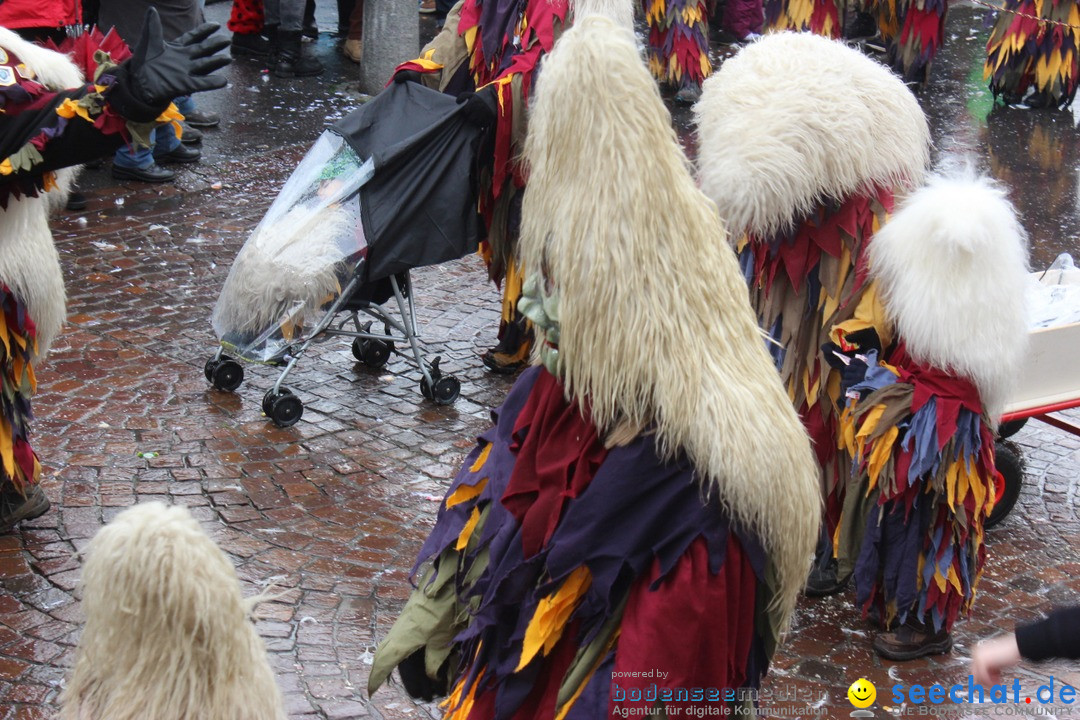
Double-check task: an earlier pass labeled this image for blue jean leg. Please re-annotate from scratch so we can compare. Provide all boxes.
[113,97,190,168]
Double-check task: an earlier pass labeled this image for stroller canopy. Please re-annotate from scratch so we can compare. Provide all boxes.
[333,81,486,283]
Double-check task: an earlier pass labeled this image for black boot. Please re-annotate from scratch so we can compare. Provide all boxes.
[272,29,324,77]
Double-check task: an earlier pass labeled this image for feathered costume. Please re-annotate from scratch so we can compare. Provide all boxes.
[0,27,162,508]
[369,18,820,717]
[880,0,947,85]
[644,0,711,94]
[834,175,1029,634]
[393,0,633,370]
[984,0,1080,108]
[764,0,844,37]
[694,31,928,549]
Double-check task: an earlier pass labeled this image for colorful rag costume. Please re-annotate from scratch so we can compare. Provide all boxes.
[880,0,947,84]
[834,175,1029,632]
[0,22,192,512]
[394,0,634,370]
[0,28,138,502]
[643,0,711,94]
[694,32,928,552]
[985,0,1080,108]
[370,17,820,717]
[764,0,844,36]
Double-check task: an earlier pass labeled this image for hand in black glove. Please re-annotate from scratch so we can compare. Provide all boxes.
[393,69,423,85]
[109,8,231,122]
[455,84,498,126]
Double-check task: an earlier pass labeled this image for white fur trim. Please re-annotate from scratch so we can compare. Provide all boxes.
[212,204,354,337]
[0,29,86,360]
[521,17,820,625]
[0,196,66,357]
[0,27,84,89]
[59,503,287,720]
[693,32,930,238]
[870,174,1029,421]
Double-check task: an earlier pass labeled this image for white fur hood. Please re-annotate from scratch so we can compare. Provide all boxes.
[693,32,930,239]
[869,174,1029,421]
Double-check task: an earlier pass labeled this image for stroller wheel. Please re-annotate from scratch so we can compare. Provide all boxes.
[204,357,218,383]
[431,376,461,405]
[987,439,1024,529]
[264,388,303,428]
[353,338,394,368]
[211,357,245,392]
[262,387,294,416]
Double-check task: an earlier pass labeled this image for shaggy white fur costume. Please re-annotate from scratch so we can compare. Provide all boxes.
[869,174,1029,421]
[60,502,287,720]
[520,16,820,624]
[211,201,354,338]
[0,28,83,358]
[693,32,929,239]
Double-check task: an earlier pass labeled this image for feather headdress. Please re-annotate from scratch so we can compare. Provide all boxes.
[519,16,820,623]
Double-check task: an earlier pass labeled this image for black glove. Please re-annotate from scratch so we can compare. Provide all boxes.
[393,69,423,85]
[455,85,498,126]
[108,8,231,122]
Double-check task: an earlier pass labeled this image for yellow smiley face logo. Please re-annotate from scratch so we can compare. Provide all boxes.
[848,678,876,708]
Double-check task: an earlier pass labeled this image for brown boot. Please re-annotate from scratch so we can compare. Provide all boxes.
[0,485,50,533]
[873,618,952,661]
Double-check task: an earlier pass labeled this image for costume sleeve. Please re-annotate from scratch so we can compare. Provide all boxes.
[0,85,127,179]
[1016,607,1080,661]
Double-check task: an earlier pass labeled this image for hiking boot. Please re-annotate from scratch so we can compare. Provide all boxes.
[343,38,362,63]
[804,557,850,597]
[482,349,525,375]
[0,485,50,533]
[271,29,324,77]
[873,619,952,661]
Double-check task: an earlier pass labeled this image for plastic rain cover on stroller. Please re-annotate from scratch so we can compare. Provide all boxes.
[206,81,486,423]
[212,131,372,363]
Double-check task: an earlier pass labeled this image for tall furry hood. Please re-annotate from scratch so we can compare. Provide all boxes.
[869,174,1029,421]
[693,32,930,238]
[60,502,287,720]
[520,17,820,624]
[0,29,84,358]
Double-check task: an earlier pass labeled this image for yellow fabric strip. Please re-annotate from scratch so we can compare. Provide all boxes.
[516,566,592,671]
[455,507,482,551]
[446,477,489,509]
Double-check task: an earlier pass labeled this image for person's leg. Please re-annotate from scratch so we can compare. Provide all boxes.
[113,138,176,183]
[343,0,362,62]
[271,0,324,77]
[153,119,202,165]
[230,0,272,57]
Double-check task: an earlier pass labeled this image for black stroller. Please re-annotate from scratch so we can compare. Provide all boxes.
[204,81,485,427]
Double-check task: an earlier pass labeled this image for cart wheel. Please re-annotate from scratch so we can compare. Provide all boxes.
[352,338,394,368]
[998,417,1028,440]
[432,376,461,405]
[211,357,244,392]
[262,387,294,416]
[265,388,303,428]
[987,440,1024,529]
[204,357,218,383]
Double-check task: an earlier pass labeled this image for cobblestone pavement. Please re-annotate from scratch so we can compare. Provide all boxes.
[0,8,1078,720]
